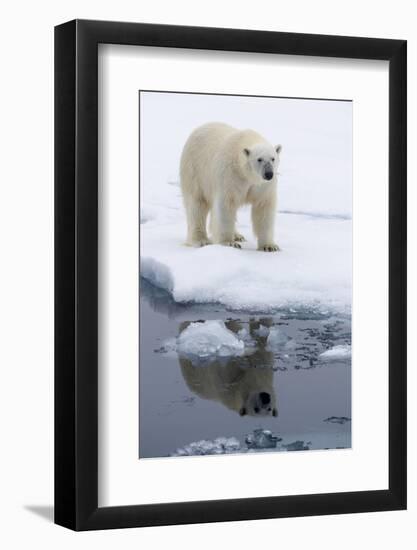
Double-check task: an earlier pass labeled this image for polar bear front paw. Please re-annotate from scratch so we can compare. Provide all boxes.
[189,238,212,247]
[234,232,246,242]
[223,241,242,249]
[259,243,280,252]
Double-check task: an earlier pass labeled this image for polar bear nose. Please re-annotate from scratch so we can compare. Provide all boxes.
[263,163,274,180]
[259,392,271,405]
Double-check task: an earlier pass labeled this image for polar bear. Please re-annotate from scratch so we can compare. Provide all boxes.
[178,319,278,417]
[180,122,282,251]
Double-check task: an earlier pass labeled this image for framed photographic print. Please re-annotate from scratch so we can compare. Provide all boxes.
[55,20,407,530]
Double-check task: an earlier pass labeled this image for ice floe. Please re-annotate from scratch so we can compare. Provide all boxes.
[319,344,351,361]
[173,320,245,359]
[140,210,352,314]
[265,327,292,350]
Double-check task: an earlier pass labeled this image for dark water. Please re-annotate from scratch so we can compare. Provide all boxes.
[139,277,351,459]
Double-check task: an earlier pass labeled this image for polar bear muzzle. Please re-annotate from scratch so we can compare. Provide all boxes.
[263,162,274,181]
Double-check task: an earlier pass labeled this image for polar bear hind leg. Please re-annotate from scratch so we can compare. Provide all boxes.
[211,197,242,248]
[209,213,244,245]
[183,195,212,247]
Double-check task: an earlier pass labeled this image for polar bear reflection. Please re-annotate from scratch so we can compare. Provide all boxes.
[178,319,278,417]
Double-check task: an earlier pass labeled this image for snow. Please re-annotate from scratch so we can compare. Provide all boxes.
[319,345,352,360]
[140,211,352,313]
[140,92,352,313]
[176,320,245,359]
[140,205,158,224]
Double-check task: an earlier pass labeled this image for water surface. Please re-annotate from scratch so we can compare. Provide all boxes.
[139,277,351,459]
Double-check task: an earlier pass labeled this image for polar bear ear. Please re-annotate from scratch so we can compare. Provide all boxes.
[243,148,250,157]
[272,407,278,417]
[275,144,282,155]
[239,407,247,416]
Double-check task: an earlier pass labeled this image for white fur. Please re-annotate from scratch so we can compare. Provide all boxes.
[180,123,282,251]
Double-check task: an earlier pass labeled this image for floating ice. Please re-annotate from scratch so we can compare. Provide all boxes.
[154,337,177,355]
[245,429,281,449]
[169,430,316,457]
[177,320,245,359]
[237,327,256,348]
[254,325,270,337]
[171,436,241,457]
[282,440,310,451]
[237,328,249,339]
[319,345,351,361]
[265,327,291,350]
[324,416,351,424]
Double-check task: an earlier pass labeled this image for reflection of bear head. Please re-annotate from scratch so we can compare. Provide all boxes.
[239,389,277,417]
[178,319,278,418]
[243,143,282,183]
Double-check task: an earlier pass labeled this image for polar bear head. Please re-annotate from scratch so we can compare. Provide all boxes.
[243,143,282,183]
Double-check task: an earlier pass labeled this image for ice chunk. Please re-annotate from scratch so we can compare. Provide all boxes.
[154,337,177,355]
[254,324,270,337]
[237,327,249,340]
[319,344,351,360]
[177,320,245,359]
[215,436,241,453]
[323,416,351,424]
[245,429,281,449]
[237,327,256,348]
[282,440,310,451]
[266,327,291,350]
[171,436,241,456]
[141,257,174,295]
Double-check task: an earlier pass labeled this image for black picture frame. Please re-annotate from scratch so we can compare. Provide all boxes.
[55,19,407,531]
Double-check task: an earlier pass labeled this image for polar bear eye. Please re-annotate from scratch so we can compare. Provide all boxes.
[257,158,263,163]
[271,157,275,162]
